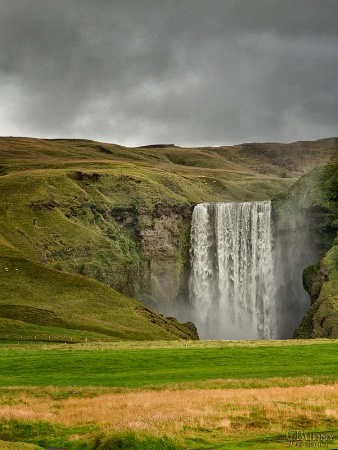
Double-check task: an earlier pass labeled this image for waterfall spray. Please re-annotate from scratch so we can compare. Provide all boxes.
[189,201,277,340]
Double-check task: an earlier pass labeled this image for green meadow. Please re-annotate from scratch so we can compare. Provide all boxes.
[0,340,337,388]
[0,340,337,450]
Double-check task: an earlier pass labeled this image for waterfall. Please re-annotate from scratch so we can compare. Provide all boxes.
[189,201,277,340]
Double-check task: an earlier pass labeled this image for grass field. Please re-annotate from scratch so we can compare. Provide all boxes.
[0,339,337,449]
[1,340,338,388]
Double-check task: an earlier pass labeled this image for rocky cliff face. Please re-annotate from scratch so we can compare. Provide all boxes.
[295,242,338,338]
[110,202,193,313]
[137,206,192,311]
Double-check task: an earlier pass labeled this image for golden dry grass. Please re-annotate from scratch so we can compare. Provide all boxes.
[1,384,337,440]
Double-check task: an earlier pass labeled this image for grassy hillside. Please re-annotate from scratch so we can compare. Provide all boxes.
[0,136,337,340]
[0,249,196,342]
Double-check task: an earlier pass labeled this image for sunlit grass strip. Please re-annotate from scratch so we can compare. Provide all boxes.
[0,341,337,388]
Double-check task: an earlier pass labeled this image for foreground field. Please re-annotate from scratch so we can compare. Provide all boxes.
[0,339,338,388]
[0,339,338,449]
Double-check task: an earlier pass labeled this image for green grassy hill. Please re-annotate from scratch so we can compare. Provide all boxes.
[0,248,196,342]
[0,137,337,341]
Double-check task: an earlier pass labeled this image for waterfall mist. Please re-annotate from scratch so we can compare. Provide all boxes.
[189,201,277,340]
[272,179,322,338]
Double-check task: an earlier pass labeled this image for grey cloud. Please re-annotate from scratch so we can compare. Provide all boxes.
[0,0,337,145]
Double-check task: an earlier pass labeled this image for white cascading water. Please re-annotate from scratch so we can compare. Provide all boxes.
[189,201,277,340]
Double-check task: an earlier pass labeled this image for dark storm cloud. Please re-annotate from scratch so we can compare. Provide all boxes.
[0,0,337,146]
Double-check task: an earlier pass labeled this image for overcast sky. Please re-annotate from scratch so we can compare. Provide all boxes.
[0,0,337,147]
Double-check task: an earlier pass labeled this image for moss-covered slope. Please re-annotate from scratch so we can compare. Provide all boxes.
[0,242,199,341]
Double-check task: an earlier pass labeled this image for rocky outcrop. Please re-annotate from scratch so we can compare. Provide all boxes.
[108,202,193,311]
[295,239,338,338]
[137,205,192,311]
